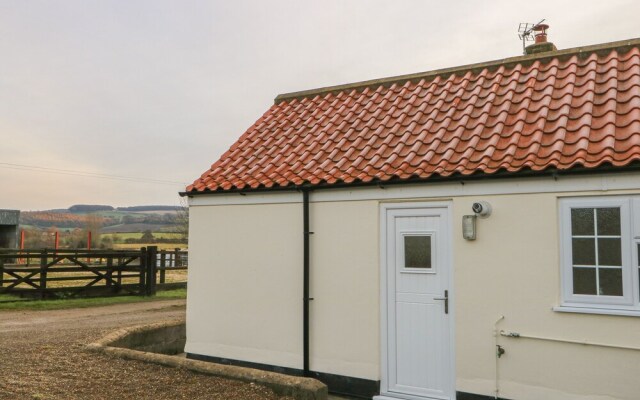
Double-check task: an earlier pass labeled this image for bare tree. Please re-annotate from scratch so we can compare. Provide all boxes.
[176,197,189,242]
[83,214,104,248]
[141,230,155,243]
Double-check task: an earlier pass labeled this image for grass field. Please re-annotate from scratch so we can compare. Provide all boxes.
[101,232,185,240]
[112,243,187,250]
[0,288,186,311]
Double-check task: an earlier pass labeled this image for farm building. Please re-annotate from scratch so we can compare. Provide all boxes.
[182,35,640,400]
[0,209,20,248]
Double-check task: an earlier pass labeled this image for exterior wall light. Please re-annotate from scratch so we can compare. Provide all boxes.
[462,215,477,240]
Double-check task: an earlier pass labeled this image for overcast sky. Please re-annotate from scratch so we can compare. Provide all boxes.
[1,0,638,210]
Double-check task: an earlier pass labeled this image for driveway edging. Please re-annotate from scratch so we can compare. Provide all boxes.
[86,320,328,400]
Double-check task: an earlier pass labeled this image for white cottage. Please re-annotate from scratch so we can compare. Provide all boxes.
[182,36,640,400]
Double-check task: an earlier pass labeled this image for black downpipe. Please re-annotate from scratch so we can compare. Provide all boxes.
[302,189,312,376]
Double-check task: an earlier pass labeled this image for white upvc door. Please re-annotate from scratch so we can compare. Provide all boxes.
[377,203,455,400]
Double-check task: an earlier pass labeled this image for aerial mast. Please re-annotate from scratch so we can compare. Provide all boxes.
[517,19,546,55]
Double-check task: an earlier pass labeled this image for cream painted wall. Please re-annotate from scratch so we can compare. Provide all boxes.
[185,202,303,369]
[185,198,382,380]
[452,191,640,400]
[186,181,640,399]
[309,200,380,379]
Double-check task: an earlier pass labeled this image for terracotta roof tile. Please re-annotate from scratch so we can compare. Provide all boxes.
[188,39,640,193]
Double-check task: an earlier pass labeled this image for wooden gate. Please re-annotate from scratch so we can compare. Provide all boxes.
[0,247,160,298]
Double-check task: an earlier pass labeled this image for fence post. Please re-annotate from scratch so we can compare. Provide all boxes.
[106,256,113,291]
[139,247,147,296]
[146,246,158,296]
[0,255,4,287]
[40,249,48,299]
[159,250,166,284]
[174,248,181,267]
[117,255,123,286]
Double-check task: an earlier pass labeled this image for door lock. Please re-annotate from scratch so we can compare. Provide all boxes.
[434,290,449,314]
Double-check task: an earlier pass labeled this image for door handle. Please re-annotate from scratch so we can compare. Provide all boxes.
[434,290,449,314]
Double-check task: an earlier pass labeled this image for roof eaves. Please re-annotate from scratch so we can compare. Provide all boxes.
[274,37,640,104]
[181,162,640,197]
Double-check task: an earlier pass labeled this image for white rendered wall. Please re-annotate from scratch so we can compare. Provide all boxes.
[186,175,640,399]
[185,202,303,369]
[308,200,380,379]
[185,198,381,379]
[452,191,640,400]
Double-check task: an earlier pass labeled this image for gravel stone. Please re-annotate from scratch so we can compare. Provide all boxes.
[0,300,295,400]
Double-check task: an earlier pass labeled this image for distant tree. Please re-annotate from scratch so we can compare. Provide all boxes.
[116,205,180,212]
[141,230,155,243]
[122,215,137,224]
[100,235,113,249]
[82,214,103,248]
[23,228,47,248]
[141,214,163,224]
[162,213,176,224]
[111,233,121,244]
[69,228,87,248]
[69,204,114,213]
[19,211,116,229]
[46,226,59,248]
[176,198,189,241]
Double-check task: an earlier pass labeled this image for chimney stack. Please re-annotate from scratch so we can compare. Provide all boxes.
[525,23,557,55]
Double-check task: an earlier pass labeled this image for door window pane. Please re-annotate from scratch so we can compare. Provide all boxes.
[404,235,432,269]
[598,268,623,296]
[596,208,621,235]
[573,267,597,295]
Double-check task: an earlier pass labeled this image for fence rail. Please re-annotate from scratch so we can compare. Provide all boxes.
[0,247,187,299]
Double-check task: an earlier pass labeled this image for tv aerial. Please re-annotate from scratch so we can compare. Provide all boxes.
[518,19,546,54]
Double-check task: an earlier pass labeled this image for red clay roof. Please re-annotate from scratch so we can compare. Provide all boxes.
[188,39,640,193]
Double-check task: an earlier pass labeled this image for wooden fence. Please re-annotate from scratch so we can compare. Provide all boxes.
[0,247,187,299]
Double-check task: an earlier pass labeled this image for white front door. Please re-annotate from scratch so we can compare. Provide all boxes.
[378,203,454,400]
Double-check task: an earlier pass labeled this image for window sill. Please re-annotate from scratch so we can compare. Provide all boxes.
[554,305,640,317]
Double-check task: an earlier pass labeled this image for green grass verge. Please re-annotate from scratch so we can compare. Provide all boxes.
[102,232,184,240]
[113,243,187,250]
[0,294,24,302]
[0,288,186,311]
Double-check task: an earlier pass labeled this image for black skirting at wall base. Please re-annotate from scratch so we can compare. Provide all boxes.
[186,353,304,376]
[457,391,512,400]
[186,353,509,400]
[186,353,379,399]
[307,370,379,399]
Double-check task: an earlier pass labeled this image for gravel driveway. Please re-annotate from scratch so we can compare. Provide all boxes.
[0,299,295,400]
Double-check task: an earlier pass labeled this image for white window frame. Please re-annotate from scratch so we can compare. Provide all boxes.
[558,196,637,313]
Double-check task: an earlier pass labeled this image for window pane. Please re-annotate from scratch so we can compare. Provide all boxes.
[571,208,594,235]
[596,208,621,236]
[598,238,622,266]
[599,268,623,296]
[572,238,596,265]
[573,267,597,295]
[404,236,431,269]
